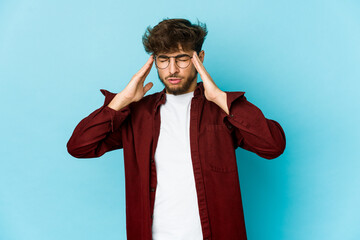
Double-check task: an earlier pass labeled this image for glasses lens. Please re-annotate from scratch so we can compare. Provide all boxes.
[155,55,191,69]
[156,57,169,69]
[176,56,191,68]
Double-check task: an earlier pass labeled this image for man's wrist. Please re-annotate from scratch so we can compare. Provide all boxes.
[211,90,229,115]
[108,93,132,111]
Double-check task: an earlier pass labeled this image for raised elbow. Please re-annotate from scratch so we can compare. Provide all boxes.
[66,140,81,158]
[66,139,91,159]
[263,134,286,160]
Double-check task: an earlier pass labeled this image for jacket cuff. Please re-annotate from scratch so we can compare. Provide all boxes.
[221,91,246,123]
[99,89,131,132]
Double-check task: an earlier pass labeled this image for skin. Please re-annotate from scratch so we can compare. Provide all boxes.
[155,47,200,95]
[107,48,229,115]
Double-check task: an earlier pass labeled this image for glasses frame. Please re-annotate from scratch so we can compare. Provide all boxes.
[154,54,193,69]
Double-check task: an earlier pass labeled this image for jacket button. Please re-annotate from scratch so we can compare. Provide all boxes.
[151,188,155,192]
[230,114,234,117]
[151,159,154,163]
[227,125,233,129]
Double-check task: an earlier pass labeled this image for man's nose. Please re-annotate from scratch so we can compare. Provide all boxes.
[168,58,179,75]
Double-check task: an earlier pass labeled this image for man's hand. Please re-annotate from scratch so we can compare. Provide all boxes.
[191,51,229,115]
[108,55,154,111]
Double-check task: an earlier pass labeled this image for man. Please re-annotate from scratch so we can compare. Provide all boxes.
[67,18,286,240]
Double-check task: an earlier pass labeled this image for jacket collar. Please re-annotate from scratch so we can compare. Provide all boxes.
[154,81,204,109]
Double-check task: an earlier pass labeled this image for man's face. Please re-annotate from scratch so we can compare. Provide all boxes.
[155,47,204,95]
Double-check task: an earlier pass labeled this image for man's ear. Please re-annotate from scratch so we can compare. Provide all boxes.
[199,50,205,63]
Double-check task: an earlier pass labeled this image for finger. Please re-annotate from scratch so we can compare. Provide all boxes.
[140,56,154,75]
[132,57,153,85]
[191,54,200,72]
[192,51,215,85]
[140,61,153,83]
[137,55,154,77]
[192,51,209,79]
[192,51,206,74]
[143,82,153,94]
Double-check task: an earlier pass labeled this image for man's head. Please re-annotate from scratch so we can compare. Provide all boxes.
[142,18,208,95]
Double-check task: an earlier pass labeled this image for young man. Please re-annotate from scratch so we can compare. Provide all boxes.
[67,18,286,240]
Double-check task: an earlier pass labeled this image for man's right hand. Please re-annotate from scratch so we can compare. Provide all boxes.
[108,55,154,111]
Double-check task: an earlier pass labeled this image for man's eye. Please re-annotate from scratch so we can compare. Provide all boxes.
[158,58,168,62]
[177,57,189,61]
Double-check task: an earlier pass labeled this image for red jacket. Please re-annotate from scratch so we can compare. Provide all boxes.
[67,82,286,240]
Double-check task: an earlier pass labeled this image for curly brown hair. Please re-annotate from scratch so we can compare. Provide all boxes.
[142,18,208,55]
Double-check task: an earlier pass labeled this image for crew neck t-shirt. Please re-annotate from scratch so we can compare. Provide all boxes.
[152,91,203,240]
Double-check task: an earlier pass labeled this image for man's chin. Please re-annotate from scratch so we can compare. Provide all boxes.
[166,86,185,95]
[160,74,197,95]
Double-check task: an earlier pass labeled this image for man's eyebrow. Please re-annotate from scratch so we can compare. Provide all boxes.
[175,54,190,58]
[157,54,190,58]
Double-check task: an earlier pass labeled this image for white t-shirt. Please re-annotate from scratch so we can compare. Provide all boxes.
[152,91,203,240]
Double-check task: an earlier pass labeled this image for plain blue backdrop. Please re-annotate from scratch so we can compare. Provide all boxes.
[1,0,359,239]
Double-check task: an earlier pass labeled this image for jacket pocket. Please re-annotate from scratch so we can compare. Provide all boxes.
[204,124,237,173]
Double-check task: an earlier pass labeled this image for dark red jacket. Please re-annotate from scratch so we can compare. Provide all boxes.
[67,82,286,240]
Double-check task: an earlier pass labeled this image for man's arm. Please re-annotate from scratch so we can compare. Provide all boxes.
[67,55,155,158]
[66,90,129,158]
[191,51,286,159]
[223,92,286,159]
[201,88,286,159]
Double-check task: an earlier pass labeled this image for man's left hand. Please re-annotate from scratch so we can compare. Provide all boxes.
[191,51,229,115]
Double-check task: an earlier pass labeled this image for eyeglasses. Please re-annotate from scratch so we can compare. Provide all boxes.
[154,54,193,69]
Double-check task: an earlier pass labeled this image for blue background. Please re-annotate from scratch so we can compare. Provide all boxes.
[1,0,359,239]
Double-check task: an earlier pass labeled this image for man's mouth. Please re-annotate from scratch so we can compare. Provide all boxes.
[168,78,182,84]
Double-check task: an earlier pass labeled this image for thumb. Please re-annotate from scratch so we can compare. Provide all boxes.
[143,82,153,94]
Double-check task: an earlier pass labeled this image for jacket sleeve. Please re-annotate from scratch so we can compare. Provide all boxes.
[222,92,286,159]
[66,89,130,158]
